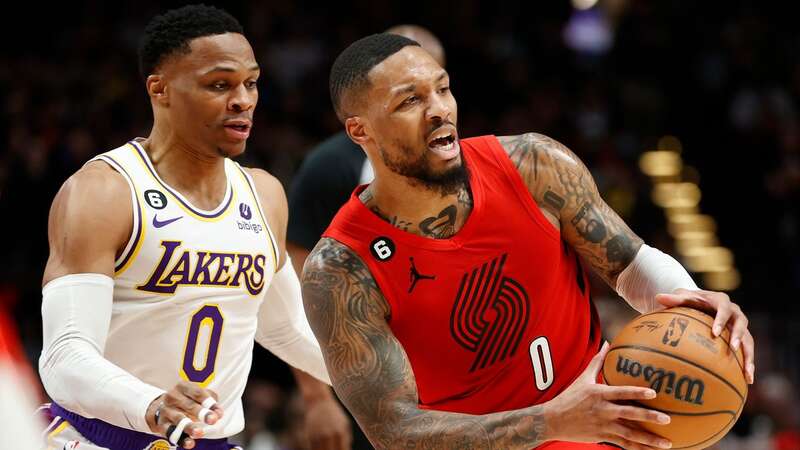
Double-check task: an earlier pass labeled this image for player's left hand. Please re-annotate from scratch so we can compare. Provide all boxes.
[656,288,755,384]
[303,395,352,450]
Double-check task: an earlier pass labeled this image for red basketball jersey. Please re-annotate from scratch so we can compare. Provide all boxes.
[324,135,606,449]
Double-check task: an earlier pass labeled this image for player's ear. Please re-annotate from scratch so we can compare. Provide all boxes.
[345,116,370,146]
[146,74,168,106]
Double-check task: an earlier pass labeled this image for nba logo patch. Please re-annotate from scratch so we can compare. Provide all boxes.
[239,202,252,220]
[147,439,172,450]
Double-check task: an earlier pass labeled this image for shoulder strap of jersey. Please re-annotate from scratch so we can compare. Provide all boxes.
[229,161,280,273]
[88,142,145,274]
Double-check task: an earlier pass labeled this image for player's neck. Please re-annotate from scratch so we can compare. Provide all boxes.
[140,130,228,211]
[361,176,473,240]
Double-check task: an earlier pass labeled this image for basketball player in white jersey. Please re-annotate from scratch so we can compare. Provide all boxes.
[38,5,343,450]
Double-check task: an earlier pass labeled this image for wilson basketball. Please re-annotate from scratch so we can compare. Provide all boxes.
[602,306,747,450]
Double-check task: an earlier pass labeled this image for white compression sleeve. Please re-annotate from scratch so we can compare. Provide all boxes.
[615,244,699,313]
[39,274,164,432]
[255,256,331,385]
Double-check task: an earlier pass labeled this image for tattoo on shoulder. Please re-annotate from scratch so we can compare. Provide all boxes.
[543,189,565,211]
[499,132,643,284]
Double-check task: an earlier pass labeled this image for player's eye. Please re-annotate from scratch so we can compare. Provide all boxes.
[245,80,258,89]
[211,81,228,90]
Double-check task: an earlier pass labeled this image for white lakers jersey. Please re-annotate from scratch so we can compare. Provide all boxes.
[91,140,278,438]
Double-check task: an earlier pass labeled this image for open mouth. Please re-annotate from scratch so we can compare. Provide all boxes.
[428,134,456,150]
[427,128,459,160]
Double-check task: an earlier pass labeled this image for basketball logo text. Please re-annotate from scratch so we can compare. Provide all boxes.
[615,355,705,405]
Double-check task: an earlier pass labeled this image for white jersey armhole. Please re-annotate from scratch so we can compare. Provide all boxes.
[90,154,142,274]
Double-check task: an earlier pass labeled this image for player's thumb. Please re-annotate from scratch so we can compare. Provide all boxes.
[655,293,684,307]
[583,341,610,382]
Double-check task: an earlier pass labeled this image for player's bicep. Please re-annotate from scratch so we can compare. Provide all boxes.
[501,133,643,286]
[301,238,419,436]
[43,163,132,283]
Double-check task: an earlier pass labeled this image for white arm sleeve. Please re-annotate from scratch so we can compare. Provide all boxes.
[38,274,164,432]
[255,256,331,385]
[615,244,700,314]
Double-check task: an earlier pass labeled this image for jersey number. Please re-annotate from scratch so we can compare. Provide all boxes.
[529,336,554,390]
[180,304,224,386]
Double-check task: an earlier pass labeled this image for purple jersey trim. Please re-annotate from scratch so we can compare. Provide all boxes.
[129,141,233,219]
[96,154,144,273]
[49,403,239,450]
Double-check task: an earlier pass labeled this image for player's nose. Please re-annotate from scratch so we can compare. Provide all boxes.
[425,92,451,123]
[228,84,256,112]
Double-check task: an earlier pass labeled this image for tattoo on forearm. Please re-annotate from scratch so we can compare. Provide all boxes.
[570,202,607,243]
[301,238,548,449]
[498,132,644,284]
[605,234,637,265]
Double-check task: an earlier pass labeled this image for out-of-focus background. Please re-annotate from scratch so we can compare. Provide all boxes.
[1,1,798,449]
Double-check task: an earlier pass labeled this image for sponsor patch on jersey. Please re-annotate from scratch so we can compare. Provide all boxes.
[239,202,252,219]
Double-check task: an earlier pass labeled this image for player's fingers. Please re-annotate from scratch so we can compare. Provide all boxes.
[176,383,223,422]
[163,390,211,428]
[742,332,756,384]
[342,427,353,450]
[612,404,670,425]
[607,423,672,449]
[599,384,657,402]
[711,300,733,337]
[654,293,713,314]
[602,435,665,450]
[160,405,204,444]
[583,341,610,381]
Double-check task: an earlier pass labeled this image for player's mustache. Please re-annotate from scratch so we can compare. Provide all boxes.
[426,121,457,138]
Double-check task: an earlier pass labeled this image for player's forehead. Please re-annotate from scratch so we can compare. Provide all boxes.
[368,46,446,95]
[172,32,258,74]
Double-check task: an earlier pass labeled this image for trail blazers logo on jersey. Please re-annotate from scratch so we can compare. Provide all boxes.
[450,254,530,372]
[138,240,267,295]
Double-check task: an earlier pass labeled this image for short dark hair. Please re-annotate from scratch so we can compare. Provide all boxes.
[329,33,420,122]
[138,4,244,79]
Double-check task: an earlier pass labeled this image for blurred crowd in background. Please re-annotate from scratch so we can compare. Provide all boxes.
[1,0,798,449]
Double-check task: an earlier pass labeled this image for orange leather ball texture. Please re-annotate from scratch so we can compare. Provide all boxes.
[602,307,747,450]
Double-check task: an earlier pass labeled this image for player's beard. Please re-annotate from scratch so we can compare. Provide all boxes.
[379,142,468,196]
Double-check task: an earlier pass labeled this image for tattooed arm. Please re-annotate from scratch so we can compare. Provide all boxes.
[499,133,756,383]
[302,238,670,450]
[498,133,643,287]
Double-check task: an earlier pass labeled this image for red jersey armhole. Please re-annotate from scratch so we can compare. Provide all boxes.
[481,135,561,243]
[319,233,402,324]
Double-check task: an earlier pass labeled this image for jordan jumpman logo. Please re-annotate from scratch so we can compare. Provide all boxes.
[408,257,436,293]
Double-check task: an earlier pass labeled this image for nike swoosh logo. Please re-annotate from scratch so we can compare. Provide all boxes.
[152,215,183,228]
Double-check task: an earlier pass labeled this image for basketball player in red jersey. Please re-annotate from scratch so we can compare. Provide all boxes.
[301,34,755,450]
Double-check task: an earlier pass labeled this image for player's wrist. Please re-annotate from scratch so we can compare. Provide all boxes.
[145,394,166,432]
[537,399,564,443]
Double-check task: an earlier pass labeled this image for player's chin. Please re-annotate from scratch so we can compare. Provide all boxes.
[217,141,247,158]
